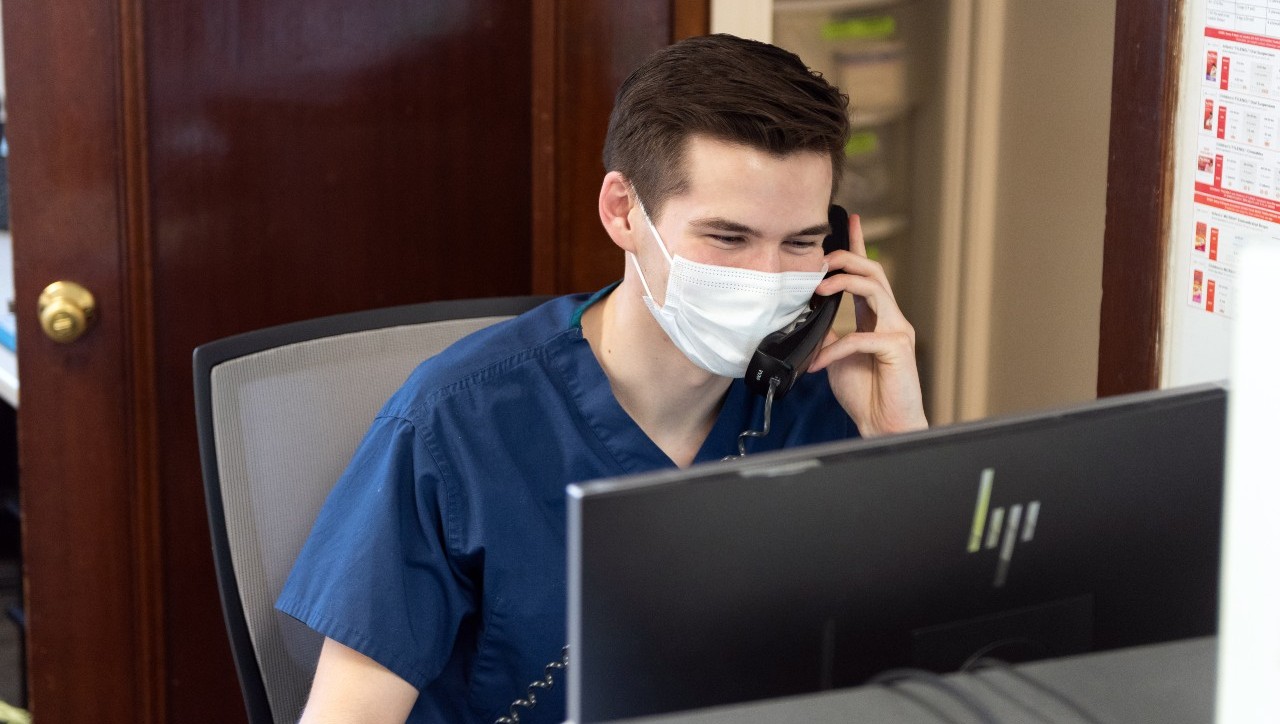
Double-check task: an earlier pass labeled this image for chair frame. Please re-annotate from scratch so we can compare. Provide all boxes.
[193,295,552,723]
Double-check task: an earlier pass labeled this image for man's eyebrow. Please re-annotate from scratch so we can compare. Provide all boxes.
[689,217,831,237]
[792,223,832,237]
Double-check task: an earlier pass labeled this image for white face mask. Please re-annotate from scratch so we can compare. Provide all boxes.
[629,200,827,378]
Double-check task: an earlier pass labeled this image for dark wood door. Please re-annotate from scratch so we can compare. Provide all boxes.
[2,0,703,721]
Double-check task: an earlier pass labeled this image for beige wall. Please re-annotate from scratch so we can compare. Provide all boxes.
[981,0,1115,417]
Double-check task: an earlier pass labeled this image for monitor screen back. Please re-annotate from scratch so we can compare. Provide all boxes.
[568,385,1226,722]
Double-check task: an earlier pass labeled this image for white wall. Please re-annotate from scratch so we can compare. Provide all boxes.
[710,0,771,41]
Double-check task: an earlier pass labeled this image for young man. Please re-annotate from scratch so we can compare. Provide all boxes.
[280,34,927,724]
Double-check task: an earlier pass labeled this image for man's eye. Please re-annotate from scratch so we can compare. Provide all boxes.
[710,234,746,244]
[786,240,820,250]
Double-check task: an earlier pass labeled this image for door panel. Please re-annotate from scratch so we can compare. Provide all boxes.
[532,0,709,294]
[5,0,159,718]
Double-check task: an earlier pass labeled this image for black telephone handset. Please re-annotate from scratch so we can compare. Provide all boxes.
[744,204,850,400]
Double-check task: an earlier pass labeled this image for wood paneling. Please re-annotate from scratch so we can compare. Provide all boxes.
[145,2,534,720]
[533,0,708,295]
[673,0,711,41]
[1097,0,1182,396]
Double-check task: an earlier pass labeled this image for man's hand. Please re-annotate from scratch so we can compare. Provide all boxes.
[808,213,929,437]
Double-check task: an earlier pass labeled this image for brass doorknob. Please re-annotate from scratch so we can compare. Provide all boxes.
[38,281,97,343]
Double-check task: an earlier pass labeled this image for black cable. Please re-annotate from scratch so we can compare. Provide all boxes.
[723,377,780,460]
[494,647,569,724]
[869,668,1002,724]
[969,657,1106,724]
[961,667,1058,724]
[959,638,1051,673]
[870,681,973,724]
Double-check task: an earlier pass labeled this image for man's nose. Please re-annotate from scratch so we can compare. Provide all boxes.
[749,248,783,273]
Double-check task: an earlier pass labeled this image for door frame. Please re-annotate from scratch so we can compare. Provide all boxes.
[1097,0,1183,396]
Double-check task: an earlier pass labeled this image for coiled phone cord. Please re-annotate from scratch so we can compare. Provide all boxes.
[723,376,781,461]
[493,380,778,722]
[494,646,570,724]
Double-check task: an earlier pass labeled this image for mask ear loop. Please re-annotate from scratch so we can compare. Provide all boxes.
[636,197,675,265]
[629,196,674,306]
[722,376,780,461]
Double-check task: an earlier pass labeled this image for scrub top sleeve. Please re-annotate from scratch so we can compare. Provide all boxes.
[276,414,475,689]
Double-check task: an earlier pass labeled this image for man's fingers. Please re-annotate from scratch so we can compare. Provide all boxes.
[819,251,894,300]
[809,329,917,372]
[815,275,912,337]
[849,213,867,258]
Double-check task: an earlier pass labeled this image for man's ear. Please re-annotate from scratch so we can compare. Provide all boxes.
[598,171,639,252]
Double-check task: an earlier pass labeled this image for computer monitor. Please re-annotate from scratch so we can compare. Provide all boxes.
[567,383,1227,723]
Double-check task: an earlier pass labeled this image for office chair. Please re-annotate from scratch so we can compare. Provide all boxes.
[194,296,553,724]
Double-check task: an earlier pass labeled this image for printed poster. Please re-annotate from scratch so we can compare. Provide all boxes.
[1192,1,1280,317]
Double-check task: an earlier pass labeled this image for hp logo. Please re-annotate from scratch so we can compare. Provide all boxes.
[967,467,1041,587]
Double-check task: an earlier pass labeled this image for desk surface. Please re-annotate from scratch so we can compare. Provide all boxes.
[603,637,1215,724]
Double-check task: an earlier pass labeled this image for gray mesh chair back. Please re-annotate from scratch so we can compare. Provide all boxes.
[194,296,552,724]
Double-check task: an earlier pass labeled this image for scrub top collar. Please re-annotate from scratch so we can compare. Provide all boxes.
[558,282,757,472]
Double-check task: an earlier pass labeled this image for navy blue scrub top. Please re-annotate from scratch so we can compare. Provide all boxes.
[277,286,858,723]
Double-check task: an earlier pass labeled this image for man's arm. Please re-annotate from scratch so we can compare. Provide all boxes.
[299,637,419,724]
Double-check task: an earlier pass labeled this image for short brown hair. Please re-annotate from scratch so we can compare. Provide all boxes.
[602,34,850,219]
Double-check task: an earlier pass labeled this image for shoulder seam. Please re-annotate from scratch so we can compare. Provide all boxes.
[401,327,576,417]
